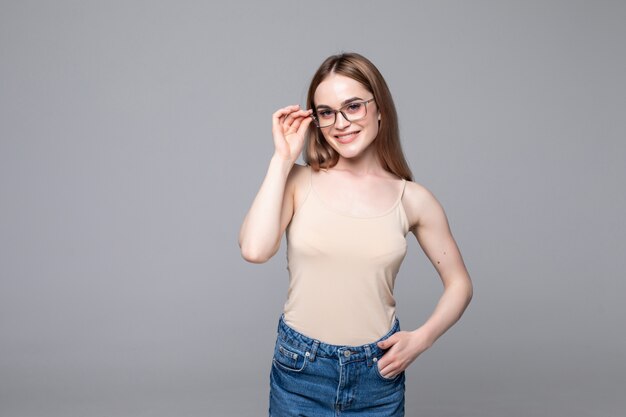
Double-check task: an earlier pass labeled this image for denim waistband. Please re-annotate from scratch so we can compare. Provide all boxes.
[277,314,400,366]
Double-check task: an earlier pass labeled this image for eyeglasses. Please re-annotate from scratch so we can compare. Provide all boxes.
[311,98,375,128]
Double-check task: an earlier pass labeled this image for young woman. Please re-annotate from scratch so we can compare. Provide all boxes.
[239,52,473,417]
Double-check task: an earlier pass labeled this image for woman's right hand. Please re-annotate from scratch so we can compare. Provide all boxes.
[272,105,314,164]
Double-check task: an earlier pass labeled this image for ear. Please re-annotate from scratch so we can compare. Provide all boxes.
[377,111,381,121]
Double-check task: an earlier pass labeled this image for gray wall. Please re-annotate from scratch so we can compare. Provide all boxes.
[1,1,625,416]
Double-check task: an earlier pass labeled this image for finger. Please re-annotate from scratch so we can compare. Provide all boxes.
[283,110,312,130]
[377,335,397,350]
[296,113,314,135]
[377,360,396,378]
[272,105,300,119]
[289,111,313,131]
[273,105,301,125]
[380,362,400,378]
[273,106,301,136]
[293,109,312,117]
[282,111,299,127]
[283,108,310,121]
[376,349,394,369]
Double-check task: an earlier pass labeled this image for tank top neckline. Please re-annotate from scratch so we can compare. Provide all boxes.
[308,165,407,220]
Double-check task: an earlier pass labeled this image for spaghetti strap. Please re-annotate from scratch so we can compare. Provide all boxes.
[291,165,313,220]
[307,165,313,197]
[400,178,407,199]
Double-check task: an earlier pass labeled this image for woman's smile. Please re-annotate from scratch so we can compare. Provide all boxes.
[334,130,361,144]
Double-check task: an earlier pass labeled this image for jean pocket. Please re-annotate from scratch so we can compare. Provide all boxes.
[272,340,309,373]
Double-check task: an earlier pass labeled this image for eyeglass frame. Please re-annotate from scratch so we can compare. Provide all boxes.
[310,98,376,128]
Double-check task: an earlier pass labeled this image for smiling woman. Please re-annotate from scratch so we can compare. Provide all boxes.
[238,52,473,417]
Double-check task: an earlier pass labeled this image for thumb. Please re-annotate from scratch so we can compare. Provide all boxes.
[377,334,397,349]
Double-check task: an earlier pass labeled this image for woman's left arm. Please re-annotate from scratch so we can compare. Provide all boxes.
[376,183,473,379]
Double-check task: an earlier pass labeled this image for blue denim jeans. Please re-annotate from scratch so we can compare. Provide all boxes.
[269,315,405,416]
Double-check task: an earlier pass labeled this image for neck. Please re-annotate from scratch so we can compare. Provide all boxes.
[332,146,384,176]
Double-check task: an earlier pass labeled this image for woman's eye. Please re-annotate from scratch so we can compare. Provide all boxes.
[345,103,363,113]
[318,110,334,118]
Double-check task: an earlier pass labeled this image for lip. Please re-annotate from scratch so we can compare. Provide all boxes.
[334,130,360,144]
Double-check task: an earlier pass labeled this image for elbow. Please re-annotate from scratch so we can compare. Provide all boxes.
[448,275,473,305]
[241,249,270,264]
[239,242,276,264]
[465,278,474,304]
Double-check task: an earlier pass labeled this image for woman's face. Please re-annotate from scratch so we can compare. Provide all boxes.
[313,74,380,160]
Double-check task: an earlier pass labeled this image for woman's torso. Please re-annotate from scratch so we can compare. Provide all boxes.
[282,165,411,346]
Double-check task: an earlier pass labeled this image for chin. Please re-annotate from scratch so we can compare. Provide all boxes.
[334,146,366,159]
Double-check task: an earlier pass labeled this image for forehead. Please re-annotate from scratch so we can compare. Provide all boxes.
[314,74,370,106]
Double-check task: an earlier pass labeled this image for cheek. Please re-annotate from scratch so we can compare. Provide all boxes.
[366,120,380,140]
[321,131,333,144]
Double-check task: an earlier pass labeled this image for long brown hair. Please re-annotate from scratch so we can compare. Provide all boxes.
[303,52,413,181]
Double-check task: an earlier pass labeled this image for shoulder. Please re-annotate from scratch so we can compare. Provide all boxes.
[402,180,445,232]
[288,163,311,186]
[287,163,312,202]
[278,164,312,231]
[291,163,311,175]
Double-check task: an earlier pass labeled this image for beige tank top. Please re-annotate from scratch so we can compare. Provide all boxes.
[283,166,410,345]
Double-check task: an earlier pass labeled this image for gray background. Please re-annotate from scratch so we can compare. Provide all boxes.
[1,1,625,416]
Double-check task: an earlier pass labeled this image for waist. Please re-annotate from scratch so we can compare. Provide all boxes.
[277,314,400,362]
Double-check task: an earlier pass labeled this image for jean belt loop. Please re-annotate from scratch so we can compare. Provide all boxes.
[308,340,319,362]
[364,345,373,367]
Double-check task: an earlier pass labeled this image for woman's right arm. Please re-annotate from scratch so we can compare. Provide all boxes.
[238,105,313,263]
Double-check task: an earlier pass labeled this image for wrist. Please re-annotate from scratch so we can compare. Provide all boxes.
[270,153,295,174]
[411,326,436,349]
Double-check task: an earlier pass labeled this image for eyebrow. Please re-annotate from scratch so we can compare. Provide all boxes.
[315,97,364,110]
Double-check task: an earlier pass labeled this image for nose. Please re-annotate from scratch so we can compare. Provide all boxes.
[334,111,350,129]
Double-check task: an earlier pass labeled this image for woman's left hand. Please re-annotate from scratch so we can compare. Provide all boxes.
[376,328,433,378]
